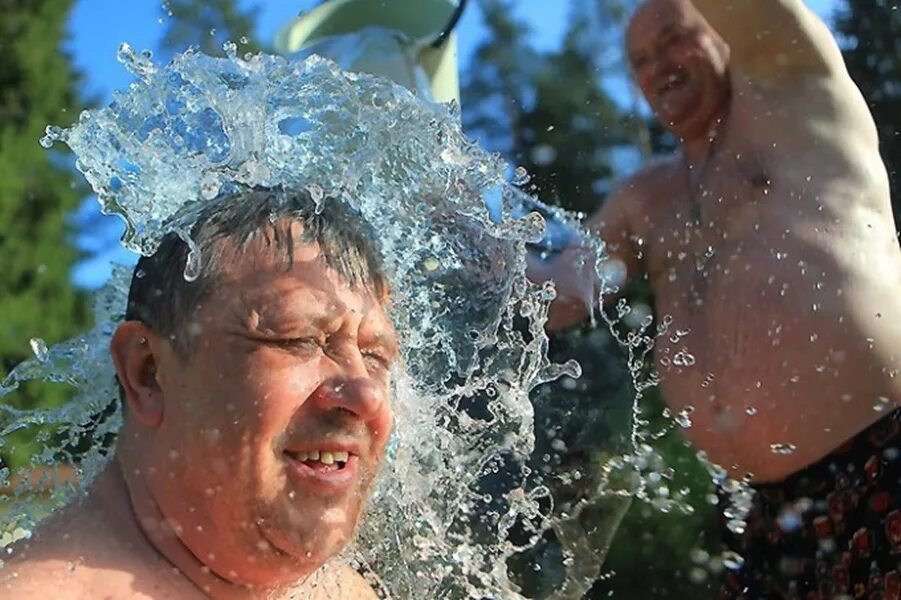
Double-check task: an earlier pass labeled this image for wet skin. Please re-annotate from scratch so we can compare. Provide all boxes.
[533,0,901,483]
[3,223,396,599]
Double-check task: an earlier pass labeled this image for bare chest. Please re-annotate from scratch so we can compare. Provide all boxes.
[641,149,782,291]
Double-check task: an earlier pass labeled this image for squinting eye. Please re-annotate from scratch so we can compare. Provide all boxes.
[268,338,322,354]
[362,351,391,372]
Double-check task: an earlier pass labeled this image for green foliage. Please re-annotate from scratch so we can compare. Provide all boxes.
[463,0,634,215]
[0,0,89,468]
[592,387,721,599]
[159,0,266,58]
[834,0,901,231]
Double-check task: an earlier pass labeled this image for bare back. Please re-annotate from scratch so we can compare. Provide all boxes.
[609,66,901,481]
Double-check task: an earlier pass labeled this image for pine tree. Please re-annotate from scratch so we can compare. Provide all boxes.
[835,0,901,230]
[158,0,266,58]
[0,0,89,466]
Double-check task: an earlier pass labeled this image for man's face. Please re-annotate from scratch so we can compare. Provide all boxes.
[146,225,396,586]
[626,0,730,141]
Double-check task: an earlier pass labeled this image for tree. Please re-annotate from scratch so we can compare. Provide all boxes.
[834,0,901,231]
[0,0,89,467]
[464,0,631,215]
[158,0,266,58]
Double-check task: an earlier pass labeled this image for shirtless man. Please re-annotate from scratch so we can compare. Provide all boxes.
[531,0,901,595]
[2,188,396,599]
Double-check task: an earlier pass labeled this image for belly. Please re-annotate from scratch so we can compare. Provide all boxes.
[648,225,901,482]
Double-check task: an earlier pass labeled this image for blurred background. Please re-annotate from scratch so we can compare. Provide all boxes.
[1,0,898,597]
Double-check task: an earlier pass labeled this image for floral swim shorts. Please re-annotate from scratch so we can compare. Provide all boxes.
[718,407,900,600]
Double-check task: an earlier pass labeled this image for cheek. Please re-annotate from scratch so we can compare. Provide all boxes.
[635,68,656,96]
[228,355,323,422]
[369,404,394,454]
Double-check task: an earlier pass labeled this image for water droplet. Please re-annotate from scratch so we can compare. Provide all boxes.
[513,166,530,186]
[721,551,745,570]
[672,349,696,367]
[29,338,49,362]
[184,248,202,282]
[745,406,757,416]
[307,183,324,205]
[422,257,440,272]
[674,409,693,429]
[726,518,746,535]
[770,443,797,455]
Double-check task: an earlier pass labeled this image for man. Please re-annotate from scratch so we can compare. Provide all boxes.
[531,0,901,595]
[2,188,397,599]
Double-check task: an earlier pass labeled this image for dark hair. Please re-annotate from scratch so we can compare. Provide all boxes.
[125,186,387,356]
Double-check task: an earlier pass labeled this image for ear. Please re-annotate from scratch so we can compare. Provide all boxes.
[110,321,166,428]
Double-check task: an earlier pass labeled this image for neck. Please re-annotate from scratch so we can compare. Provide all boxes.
[680,114,725,161]
[111,452,328,600]
[110,453,256,599]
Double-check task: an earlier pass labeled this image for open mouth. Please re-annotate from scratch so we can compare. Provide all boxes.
[656,71,688,97]
[284,449,351,472]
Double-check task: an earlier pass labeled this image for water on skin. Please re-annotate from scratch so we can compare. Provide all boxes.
[2,46,603,599]
[2,45,735,597]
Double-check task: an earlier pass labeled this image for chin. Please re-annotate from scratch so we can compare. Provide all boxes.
[262,508,358,568]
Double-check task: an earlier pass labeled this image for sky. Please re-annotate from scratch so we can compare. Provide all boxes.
[64,0,840,288]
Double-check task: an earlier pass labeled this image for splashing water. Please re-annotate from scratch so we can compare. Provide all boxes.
[1,46,650,598]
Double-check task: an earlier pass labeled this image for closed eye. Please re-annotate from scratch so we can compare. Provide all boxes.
[361,350,392,372]
[263,337,323,355]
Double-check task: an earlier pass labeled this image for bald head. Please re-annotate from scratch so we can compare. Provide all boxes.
[625,0,730,142]
[627,0,700,41]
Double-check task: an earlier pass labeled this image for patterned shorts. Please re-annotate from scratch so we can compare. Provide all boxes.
[718,407,900,600]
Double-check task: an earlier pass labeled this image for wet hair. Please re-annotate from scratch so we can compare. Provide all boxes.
[125,186,388,357]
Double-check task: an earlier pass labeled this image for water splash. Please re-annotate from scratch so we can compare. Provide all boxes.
[6,48,641,598]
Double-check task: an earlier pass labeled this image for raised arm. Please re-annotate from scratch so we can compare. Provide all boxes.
[690,0,846,79]
[527,187,641,332]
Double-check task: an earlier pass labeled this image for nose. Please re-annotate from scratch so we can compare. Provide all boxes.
[311,348,388,421]
[311,377,386,421]
[651,55,672,79]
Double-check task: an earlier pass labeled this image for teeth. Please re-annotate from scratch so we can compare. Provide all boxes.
[289,450,350,464]
[657,73,686,96]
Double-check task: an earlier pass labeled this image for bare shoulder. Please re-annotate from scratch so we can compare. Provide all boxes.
[334,564,380,599]
[0,557,183,600]
[0,512,197,600]
[588,156,677,229]
[297,563,380,600]
[1,557,90,599]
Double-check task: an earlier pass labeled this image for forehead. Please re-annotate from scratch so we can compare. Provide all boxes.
[209,223,391,325]
[627,0,695,55]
